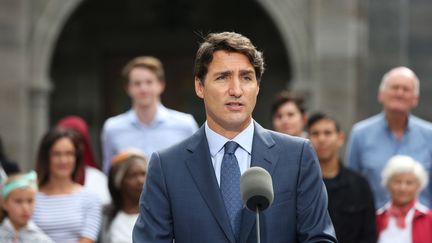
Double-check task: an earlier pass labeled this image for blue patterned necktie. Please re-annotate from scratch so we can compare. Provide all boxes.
[220,141,243,241]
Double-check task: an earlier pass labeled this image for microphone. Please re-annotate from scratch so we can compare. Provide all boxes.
[240,167,274,243]
[240,166,274,211]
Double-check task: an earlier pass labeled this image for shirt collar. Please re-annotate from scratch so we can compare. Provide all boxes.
[205,119,254,157]
[379,200,428,215]
[380,112,414,132]
[154,103,170,123]
[129,103,168,127]
[2,218,40,233]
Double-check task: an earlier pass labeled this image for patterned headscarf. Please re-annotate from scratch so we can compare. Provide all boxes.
[111,149,147,189]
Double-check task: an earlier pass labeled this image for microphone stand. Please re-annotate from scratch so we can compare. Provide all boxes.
[256,207,260,243]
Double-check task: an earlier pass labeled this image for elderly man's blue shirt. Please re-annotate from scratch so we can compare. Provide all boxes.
[346,112,432,208]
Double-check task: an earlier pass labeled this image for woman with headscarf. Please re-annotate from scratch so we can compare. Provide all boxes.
[377,155,432,243]
[98,149,147,243]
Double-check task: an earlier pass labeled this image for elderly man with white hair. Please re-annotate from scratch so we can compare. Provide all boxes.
[377,155,432,243]
[346,66,432,209]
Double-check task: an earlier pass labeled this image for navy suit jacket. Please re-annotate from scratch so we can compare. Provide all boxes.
[133,122,337,243]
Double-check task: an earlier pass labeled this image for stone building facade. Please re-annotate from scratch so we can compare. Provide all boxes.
[1,0,431,170]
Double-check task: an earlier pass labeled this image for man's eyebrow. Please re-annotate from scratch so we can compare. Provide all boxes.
[239,70,255,75]
[213,70,232,77]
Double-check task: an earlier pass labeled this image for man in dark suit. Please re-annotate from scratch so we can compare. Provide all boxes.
[133,32,337,243]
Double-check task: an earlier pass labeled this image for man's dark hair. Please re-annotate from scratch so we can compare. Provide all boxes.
[307,112,341,132]
[194,32,265,83]
[271,91,306,117]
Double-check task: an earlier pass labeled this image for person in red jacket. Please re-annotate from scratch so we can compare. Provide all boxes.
[377,155,432,243]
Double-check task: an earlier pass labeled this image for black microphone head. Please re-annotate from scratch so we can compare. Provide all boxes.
[240,166,274,212]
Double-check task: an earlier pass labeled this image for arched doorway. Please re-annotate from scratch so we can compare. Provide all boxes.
[49,0,292,157]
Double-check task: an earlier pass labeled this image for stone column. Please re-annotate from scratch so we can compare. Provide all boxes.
[0,0,31,169]
[308,0,365,132]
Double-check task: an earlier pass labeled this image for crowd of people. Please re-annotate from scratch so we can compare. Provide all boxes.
[1,31,432,243]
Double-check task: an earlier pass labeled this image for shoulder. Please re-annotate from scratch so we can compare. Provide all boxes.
[163,107,197,123]
[102,110,132,131]
[410,115,432,130]
[149,127,207,170]
[159,128,202,156]
[341,166,364,179]
[253,125,314,162]
[340,167,371,188]
[0,219,12,234]
[377,203,391,216]
[79,188,103,203]
[28,222,54,243]
[351,113,383,133]
[269,129,306,143]
[85,167,107,180]
[261,127,310,150]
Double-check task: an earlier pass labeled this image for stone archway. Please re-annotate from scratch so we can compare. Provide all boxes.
[48,0,304,133]
[28,0,310,168]
[256,0,312,86]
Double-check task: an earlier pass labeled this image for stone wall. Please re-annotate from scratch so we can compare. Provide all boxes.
[1,0,432,170]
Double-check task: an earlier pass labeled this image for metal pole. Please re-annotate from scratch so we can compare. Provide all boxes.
[256,208,260,243]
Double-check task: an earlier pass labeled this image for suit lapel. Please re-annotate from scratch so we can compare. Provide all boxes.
[185,127,236,243]
[240,122,279,243]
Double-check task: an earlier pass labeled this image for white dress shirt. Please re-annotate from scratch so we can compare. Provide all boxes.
[101,104,199,173]
[205,119,254,186]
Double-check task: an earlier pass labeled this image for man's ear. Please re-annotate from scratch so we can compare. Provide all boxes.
[124,83,131,96]
[411,95,419,109]
[158,80,166,95]
[337,131,346,147]
[302,114,308,127]
[195,78,204,99]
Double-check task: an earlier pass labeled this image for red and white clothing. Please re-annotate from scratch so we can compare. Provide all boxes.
[377,202,432,243]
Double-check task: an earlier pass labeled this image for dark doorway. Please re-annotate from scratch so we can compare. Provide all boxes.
[50,0,291,157]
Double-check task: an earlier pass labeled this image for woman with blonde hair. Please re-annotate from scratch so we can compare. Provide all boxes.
[377,155,432,243]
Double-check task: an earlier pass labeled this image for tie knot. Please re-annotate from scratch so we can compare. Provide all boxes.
[224,141,239,155]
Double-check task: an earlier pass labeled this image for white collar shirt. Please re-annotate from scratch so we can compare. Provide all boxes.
[205,119,254,186]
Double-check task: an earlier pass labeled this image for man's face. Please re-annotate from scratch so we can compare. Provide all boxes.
[126,67,165,109]
[308,119,344,163]
[195,50,259,136]
[378,73,418,114]
[272,101,306,137]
